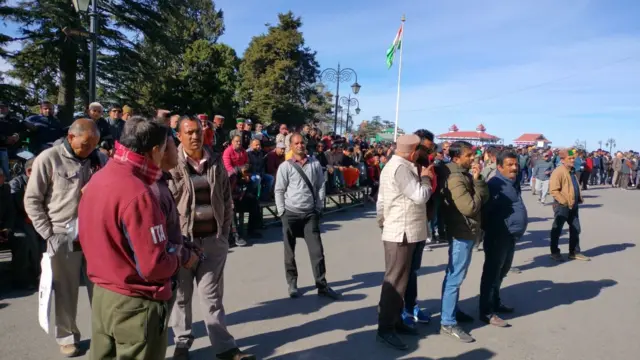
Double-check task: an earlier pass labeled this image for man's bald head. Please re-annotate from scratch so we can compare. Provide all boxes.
[69,118,100,137]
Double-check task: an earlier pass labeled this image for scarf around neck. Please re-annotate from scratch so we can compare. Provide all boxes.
[113,141,163,184]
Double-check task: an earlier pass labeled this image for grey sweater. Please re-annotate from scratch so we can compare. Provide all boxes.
[274,157,325,215]
[532,159,553,181]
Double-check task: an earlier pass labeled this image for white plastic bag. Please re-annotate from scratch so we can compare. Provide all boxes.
[38,253,53,334]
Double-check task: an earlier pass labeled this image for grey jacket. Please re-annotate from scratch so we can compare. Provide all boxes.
[532,159,553,181]
[24,143,107,240]
[480,162,497,181]
[275,157,325,216]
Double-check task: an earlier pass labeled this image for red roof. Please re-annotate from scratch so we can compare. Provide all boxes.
[514,133,551,143]
[437,131,499,140]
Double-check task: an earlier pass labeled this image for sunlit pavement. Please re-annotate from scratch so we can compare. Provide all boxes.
[1,186,638,360]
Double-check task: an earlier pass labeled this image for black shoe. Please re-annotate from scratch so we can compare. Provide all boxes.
[216,347,256,360]
[456,310,474,323]
[395,322,419,336]
[288,283,300,298]
[173,347,190,360]
[440,325,475,343]
[496,304,515,314]
[376,331,408,350]
[318,287,341,300]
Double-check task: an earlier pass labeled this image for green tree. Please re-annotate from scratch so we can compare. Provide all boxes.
[2,0,166,124]
[237,11,324,126]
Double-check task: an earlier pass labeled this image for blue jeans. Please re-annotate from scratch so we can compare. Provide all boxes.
[441,238,475,326]
[0,149,10,180]
[251,173,274,201]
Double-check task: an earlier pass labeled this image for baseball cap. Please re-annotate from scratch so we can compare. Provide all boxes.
[276,142,286,149]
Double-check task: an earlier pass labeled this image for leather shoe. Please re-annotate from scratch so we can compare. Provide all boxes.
[318,287,341,300]
[216,348,256,360]
[288,283,300,298]
[376,332,408,350]
[480,314,510,328]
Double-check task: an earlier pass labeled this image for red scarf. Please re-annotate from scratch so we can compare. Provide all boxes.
[113,141,163,184]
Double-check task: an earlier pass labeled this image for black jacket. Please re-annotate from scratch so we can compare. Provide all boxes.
[8,174,28,226]
[0,183,15,230]
[247,149,266,175]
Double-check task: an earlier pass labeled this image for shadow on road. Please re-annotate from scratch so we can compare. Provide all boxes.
[528,217,552,223]
[455,279,617,334]
[517,242,635,272]
[579,203,603,209]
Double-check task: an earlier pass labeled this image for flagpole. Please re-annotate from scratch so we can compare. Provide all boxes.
[393,15,405,142]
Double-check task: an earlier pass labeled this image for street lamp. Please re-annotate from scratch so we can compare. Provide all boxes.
[316,64,361,134]
[72,0,98,103]
[340,94,360,134]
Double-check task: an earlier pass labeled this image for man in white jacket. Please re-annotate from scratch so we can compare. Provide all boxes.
[375,134,434,351]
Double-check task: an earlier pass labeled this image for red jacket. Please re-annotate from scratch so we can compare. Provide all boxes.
[585,158,594,171]
[78,160,179,301]
[222,146,248,176]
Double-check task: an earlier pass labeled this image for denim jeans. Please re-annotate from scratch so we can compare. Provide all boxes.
[404,240,426,311]
[440,238,475,326]
[0,149,10,180]
[251,173,274,201]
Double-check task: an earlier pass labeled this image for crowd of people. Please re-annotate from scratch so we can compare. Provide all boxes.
[0,100,632,358]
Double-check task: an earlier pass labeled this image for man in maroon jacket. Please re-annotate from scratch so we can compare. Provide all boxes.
[79,117,198,360]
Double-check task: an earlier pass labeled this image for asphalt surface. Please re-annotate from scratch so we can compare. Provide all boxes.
[0,185,637,360]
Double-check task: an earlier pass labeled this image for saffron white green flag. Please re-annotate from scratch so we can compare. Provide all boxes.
[386,24,403,69]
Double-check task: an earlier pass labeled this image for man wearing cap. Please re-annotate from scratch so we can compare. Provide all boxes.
[122,105,133,121]
[376,134,434,350]
[266,142,286,177]
[229,118,251,150]
[549,149,590,262]
[87,102,113,147]
[532,151,554,204]
[210,115,227,153]
[197,114,215,148]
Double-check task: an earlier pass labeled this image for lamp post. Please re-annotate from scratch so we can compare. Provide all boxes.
[339,94,360,134]
[316,64,361,134]
[72,0,98,103]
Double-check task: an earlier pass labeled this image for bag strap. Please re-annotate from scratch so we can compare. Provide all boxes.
[289,159,318,207]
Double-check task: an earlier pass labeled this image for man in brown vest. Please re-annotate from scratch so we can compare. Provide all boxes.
[168,116,254,360]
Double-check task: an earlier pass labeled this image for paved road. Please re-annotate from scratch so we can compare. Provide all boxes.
[0,186,638,360]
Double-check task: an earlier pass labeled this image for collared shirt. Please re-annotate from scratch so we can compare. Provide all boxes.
[184,149,209,174]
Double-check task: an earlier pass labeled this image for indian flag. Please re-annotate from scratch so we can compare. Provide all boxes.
[386,24,403,69]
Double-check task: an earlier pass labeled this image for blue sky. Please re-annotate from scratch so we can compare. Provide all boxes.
[2,0,640,150]
[215,0,640,150]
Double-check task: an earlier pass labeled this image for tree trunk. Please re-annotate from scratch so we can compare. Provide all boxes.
[56,35,78,126]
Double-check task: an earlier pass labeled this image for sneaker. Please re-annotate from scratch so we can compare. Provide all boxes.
[288,283,300,298]
[550,253,564,262]
[423,245,433,252]
[233,233,247,247]
[440,324,475,343]
[509,267,522,274]
[59,344,80,358]
[413,305,431,324]
[568,253,591,261]
[401,310,416,327]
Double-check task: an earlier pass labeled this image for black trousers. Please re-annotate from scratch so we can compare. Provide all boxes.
[479,234,515,316]
[282,211,327,289]
[550,205,581,255]
[10,222,42,284]
[579,170,591,190]
[404,240,426,312]
[378,237,416,333]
